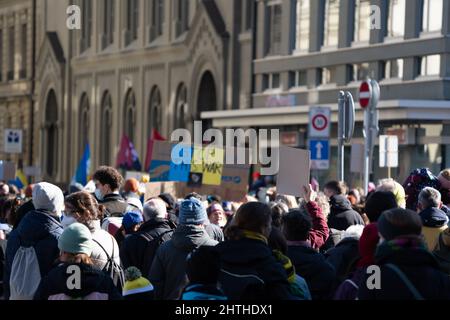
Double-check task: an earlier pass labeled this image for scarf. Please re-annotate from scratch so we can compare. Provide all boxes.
[242,230,268,245]
[375,235,428,262]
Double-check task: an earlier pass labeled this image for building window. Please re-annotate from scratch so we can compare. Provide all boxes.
[148,86,162,136]
[386,0,405,38]
[45,90,58,178]
[175,0,189,38]
[102,0,115,49]
[323,0,340,47]
[126,0,139,46]
[419,55,440,77]
[100,92,113,165]
[422,0,442,33]
[174,83,188,129]
[383,59,403,79]
[262,73,281,91]
[289,70,307,88]
[354,0,371,43]
[243,0,253,32]
[352,63,370,81]
[321,66,337,85]
[266,1,282,55]
[81,0,92,52]
[8,26,14,81]
[150,0,164,42]
[20,24,27,79]
[294,0,310,52]
[124,89,137,142]
[79,94,90,156]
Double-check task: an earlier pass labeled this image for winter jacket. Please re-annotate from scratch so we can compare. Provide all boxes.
[305,201,329,250]
[216,236,295,300]
[325,237,360,283]
[433,229,450,274]
[419,206,449,251]
[149,224,217,300]
[358,235,450,300]
[205,221,224,242]
[333,267,366,300]
[88,220,121,271]
[100,193,128,217]
[327,195,364,231]
[3,209,63,299]
[181,284,227,300]
[286,244,336,300]
[34,263,122,300]
[120,218,176,277]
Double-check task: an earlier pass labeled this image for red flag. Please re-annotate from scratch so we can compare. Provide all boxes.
[116,134,142,171]
[144,129,166,172]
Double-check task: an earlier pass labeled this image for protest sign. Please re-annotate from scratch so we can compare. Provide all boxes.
[277,146,310,197]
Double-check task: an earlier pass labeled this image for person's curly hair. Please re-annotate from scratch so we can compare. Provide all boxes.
[64,191,105,230]
[92,166,124,191]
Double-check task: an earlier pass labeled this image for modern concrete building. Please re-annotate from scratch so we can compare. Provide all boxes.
[34,0,253,185]
[203,0,450,186]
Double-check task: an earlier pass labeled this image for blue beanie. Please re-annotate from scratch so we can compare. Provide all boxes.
[179,198,207,225]
[122,211,143,232]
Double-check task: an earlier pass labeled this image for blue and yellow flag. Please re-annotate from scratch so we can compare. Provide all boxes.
[72,143,91,186]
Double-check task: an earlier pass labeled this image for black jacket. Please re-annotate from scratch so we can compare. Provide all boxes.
[216,238,295,300]
[358,237,450,300]
[34,263,122,300]
[287,245,336,300]
[149,225,218,300]
[120,218,176,277]
[328,195,364,231]
[100,194,128,217]
[325,237,360,283]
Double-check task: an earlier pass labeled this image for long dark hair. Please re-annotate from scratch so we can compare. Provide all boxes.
[224,202,272,240]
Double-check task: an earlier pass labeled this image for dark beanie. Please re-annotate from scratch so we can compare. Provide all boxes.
[365,191,398,222]
[377,208,422,241]
[158,193,176,211]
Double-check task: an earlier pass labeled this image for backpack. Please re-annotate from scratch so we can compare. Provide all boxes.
[9,245,41,300]
[219,268,268,300]
[139,229,174,278]
[92,236,125,291]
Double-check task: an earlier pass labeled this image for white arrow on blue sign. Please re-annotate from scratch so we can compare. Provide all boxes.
[310,139,330,170]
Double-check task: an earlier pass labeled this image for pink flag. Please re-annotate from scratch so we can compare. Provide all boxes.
[144,129,166,172]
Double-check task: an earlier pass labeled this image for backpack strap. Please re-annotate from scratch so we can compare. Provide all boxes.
[385,264,424,300]
[92,238,112,261]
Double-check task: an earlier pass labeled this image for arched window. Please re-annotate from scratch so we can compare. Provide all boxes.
[124,89,136,142]
[174,83,188,129]
[45,90,58,178]
[197,71,217,131]
[79,93,90,156]
[148,86,162,137]
[100,92,112,165]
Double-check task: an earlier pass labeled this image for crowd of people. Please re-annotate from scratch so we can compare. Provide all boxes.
[0,165,450,300]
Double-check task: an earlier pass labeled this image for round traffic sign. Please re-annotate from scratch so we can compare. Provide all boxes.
[359,81,372,109]
[312,114,328,131]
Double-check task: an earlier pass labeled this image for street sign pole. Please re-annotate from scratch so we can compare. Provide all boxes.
[337,91,355,181]
[337,91,345,181]
[362,79,380,195]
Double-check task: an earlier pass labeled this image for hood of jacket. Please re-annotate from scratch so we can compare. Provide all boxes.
[419,206,449,228]
[330,195,353,213]
[16,209,62,246]
[171,224,217,251]
[375,235,439,268]
[43,263,116,298]
[139,218,176,233]
[216,237,273,266]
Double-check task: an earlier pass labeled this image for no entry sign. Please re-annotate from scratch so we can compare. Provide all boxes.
[309,107,331,138]
[359,81,372,109]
